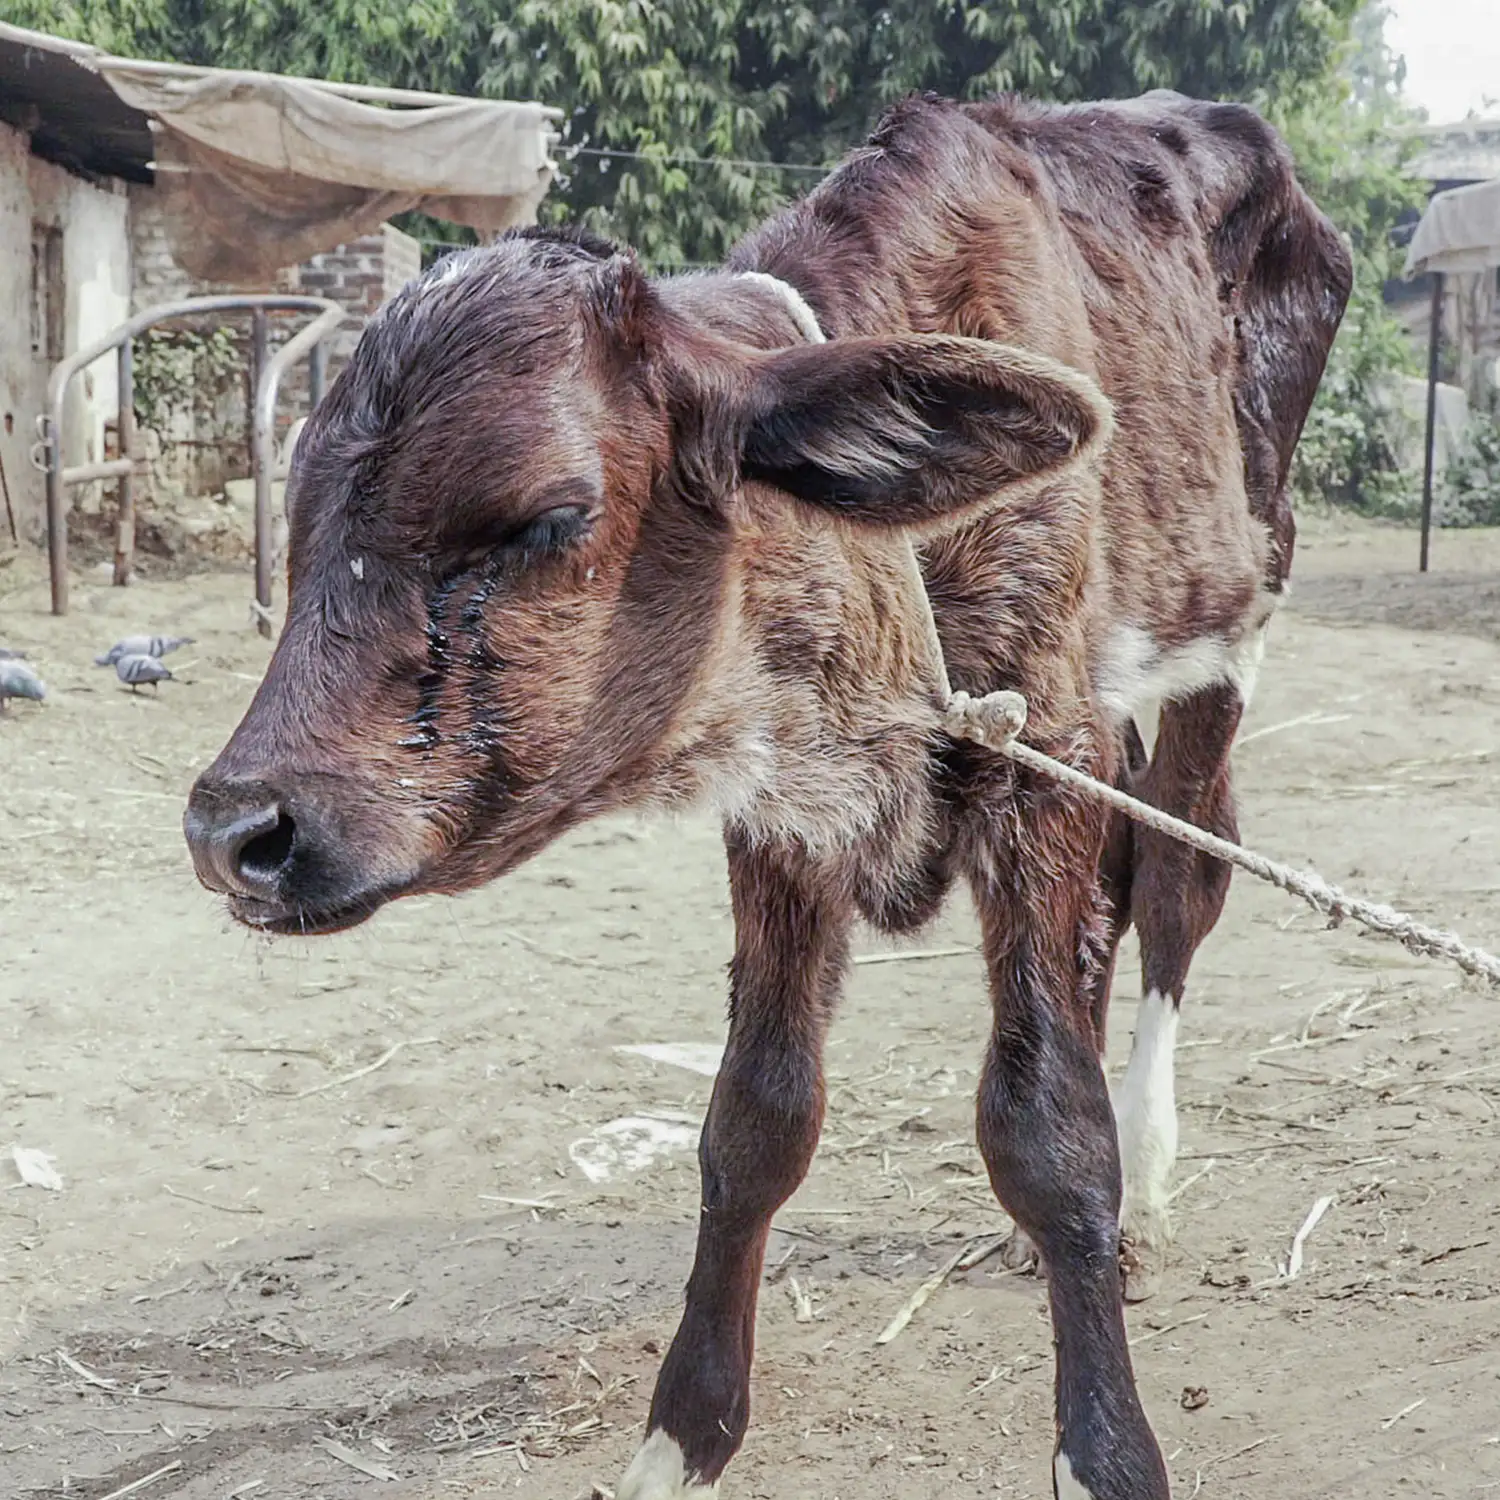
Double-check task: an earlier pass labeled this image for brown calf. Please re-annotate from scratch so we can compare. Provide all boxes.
[185,89,1350,1499]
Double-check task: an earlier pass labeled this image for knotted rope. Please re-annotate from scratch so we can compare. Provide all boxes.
[940,687,1500,988]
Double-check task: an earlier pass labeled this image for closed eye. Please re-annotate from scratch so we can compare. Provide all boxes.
[447,504,593,577]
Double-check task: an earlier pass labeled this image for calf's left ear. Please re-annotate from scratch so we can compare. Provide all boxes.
[734,334,1112,528]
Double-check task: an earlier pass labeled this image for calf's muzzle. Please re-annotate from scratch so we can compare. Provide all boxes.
[184,766,405,934]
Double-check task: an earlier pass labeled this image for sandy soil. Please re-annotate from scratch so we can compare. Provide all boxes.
[2,516,1498,1500]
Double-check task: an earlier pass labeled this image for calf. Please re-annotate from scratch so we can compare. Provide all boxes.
[185,89,1350,1500]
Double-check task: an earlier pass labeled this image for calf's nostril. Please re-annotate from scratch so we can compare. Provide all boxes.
[237,810,297,882]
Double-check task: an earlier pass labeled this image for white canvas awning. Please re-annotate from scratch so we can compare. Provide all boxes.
[1402,173,1500,573]
[1405,175,1500,277]
[0,22,558,282]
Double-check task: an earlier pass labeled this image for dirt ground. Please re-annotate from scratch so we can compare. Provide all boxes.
[2,514,1499,1500]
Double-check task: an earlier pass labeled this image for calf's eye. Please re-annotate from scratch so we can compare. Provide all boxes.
[509,505,591,558]
[449,505,591,576]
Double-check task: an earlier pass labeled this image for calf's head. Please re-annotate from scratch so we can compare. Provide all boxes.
[184,229,1108,934]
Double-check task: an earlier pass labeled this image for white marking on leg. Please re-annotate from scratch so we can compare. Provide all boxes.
[1227,621,1268,708]
[617,1430,721,1500]
[1096,625,1235,723]
[1113,989,1179,1251]
[1094,623,1158,722]
[1055,1449,1098,1500]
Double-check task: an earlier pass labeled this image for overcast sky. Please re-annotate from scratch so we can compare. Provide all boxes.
[1386,0,1500,123]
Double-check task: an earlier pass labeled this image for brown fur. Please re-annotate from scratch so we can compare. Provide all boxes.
[185,91,1352,1498]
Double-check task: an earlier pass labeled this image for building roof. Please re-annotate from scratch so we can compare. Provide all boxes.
[1405,174,1500,277]
[0,23,560,280]
[0,23,155,181]
[1407,118,1500,187]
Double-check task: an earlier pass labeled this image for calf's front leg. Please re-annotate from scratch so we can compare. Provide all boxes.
[617,835,849,1500]
[970,797,1170,1500]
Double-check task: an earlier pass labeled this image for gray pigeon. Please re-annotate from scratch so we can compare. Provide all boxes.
[0,658,46,711]
[115,653,173,693]
[95,634,195,667]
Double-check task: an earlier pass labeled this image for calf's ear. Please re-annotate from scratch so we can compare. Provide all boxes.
[734,335,1112,529]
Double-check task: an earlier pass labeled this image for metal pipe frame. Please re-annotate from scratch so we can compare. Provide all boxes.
[251,301,348,637]
[61,458,134,486]
[114,339,136,586]
[40,293,341,617]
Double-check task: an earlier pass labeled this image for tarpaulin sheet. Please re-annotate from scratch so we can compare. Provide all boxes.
[101,65,554,281]
[1405,174,1500,277]
[0,24,554,282]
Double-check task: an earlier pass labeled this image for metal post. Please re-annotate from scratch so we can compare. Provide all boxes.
[1419,271,1444,574]
[250,309,273,638]
[113,340,136,586]
[309,340,327,410]
[249,307,269,457]
[45,416,66,615]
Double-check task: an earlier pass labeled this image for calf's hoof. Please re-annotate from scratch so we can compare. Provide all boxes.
[617,1431,721,1500]
[1119,1231,1167,1303]
[997,1225,1041,1275]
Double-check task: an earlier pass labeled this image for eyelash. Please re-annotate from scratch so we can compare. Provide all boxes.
[450,506,591,577]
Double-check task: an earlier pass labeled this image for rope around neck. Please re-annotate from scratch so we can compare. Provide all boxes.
[942,689,1500,987]
[736,271,1500,988]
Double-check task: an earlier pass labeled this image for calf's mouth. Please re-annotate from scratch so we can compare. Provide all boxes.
[223,884,406,937]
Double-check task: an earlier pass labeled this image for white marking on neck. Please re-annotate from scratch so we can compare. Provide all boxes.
[1095,613,1273,725]
[734,270,826,344]
[617,1430,721,1500]
[1055,1450,1098,1500]
[1113,989,1180,1244]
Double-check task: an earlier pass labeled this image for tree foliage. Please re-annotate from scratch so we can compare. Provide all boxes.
[9,0,1365,265]
[1269,4,1426,513]
[8,0,1425,511]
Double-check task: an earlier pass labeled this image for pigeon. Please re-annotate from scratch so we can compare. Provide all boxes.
[0,658,46,711]
[95,634,194,667]
[115,653,173,693]
[0,647,27,660]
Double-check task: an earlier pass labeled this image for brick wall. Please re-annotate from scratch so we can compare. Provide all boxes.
[126,197,424,498]
[384,227,423,304]
[288,223,423,375]
[130,186,229,312]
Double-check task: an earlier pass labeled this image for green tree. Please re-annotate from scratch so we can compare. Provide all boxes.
[9,0,1423,511]
[749,0,1361,172]
[1269,4,1426,513]
[8,0,1366,264]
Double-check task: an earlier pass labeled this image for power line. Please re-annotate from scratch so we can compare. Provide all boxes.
[565,145,833,175]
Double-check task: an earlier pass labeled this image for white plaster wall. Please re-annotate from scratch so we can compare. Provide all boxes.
[0,123,36,535]
[0,120,131,537]
[31,154,132,481]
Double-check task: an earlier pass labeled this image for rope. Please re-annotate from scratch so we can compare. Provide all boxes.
[940,689,1500,988]
[740,271,1500,989]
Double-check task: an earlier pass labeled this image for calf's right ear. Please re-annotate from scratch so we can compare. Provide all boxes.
[688,334,1112,531]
